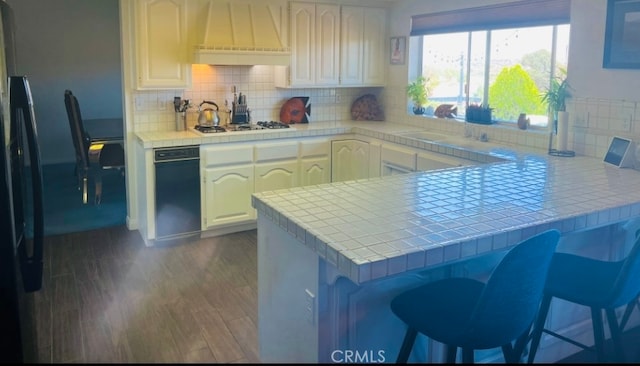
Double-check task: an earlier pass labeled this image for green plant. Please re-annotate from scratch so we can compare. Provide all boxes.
[541,75,571,119]
[406,76,430,109]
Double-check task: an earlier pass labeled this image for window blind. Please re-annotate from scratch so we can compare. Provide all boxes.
[410,0,571,36]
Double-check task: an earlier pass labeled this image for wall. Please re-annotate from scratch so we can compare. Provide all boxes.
[382,0,640,161]
[7,0,122,165]
[131,65,380,132]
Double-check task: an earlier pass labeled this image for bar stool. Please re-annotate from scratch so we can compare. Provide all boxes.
[390,230,560,363]
[527,231,640,363]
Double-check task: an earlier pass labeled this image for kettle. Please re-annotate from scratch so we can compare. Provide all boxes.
[198,100,220,127]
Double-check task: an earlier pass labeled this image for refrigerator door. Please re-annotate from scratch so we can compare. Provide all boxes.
[9,76,44,293]
[0,77,44,364]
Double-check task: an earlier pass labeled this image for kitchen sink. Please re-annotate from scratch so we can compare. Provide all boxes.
[398,130,503,152]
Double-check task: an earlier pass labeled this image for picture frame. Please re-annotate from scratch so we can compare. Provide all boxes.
[390,36,406,65]
[603,0,640,69]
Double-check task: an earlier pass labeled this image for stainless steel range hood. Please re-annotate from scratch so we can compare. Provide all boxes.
[193,1,290,66]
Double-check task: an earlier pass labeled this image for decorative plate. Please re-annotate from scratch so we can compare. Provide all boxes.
[279,97,310,124]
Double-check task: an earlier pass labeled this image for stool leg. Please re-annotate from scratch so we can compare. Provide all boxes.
[527,294,552,363]
[462,348,474,363]
[446,345,457,363]
[619,296,639,332]
[606,308,625,362]
[396,327,418,363]
[591,307,606,362]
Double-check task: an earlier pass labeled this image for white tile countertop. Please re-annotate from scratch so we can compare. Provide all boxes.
[252,144,640,285]
[135,120,364,148]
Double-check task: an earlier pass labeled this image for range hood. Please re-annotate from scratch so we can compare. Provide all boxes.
[193,1,290,66]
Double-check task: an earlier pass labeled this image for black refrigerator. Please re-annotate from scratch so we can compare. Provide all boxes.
[0,0,44,363]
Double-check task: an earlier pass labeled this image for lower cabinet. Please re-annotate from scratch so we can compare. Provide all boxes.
[204,165,255,227]
[254,141,299,192]
[201,143,255,230]
[300,138,331,186]
[191,136,483,235]
[381,143,417,176]
[331,139,370,182]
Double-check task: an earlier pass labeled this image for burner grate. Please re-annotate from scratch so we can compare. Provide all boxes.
[256,121,290,129]
[194,125,226,133]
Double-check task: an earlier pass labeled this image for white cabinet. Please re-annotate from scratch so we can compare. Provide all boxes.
[254,141,299,192]
[331,139,370,182]
[417,151,479,171]
[340,6,386,87]
[202,144,255,228]
[299,138,331,186]
[381,143,417,176]
[275,3,386,88]
[135,0,191,89]
[362,7,387,86]
[277,2,340,87]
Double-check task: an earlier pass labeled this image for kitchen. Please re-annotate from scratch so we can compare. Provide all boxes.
[5,0,640,363]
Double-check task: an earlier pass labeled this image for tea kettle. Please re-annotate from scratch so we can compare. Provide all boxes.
[198,100,220,127]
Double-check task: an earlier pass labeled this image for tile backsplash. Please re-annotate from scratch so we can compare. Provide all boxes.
[132,64,381,133]
[132,65,640,162]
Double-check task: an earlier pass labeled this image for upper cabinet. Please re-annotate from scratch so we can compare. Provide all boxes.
[135,0,191,89]
[275,2,387,88]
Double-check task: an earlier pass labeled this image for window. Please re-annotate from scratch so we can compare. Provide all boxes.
[409,0,570,128]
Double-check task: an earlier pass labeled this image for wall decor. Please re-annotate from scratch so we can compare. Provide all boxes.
[390,36,406,65]
[603,0,640,69]
[279,97,310,124]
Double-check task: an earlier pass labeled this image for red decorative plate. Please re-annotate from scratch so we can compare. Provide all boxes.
[279,97,310,124]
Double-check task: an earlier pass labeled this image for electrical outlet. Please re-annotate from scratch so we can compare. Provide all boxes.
[305,289,315,325]
[335,94,342,103]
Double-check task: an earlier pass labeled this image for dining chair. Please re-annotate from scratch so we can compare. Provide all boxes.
[64,89,124,205]
[390,229,560,363]
[527,228,640,363]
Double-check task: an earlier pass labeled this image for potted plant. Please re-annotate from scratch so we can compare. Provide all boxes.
[541,75,571,123]
[406,76,430,115]
[541,74,572,151]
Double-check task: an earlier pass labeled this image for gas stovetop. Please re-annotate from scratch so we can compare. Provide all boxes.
[192,121,294,134]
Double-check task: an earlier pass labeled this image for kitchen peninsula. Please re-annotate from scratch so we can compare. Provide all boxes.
[251,131,640,363]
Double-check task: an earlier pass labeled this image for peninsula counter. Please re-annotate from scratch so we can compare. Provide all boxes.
[252,134,640,363]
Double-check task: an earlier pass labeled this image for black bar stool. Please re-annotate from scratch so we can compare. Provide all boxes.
[527,230,640,363]
[390,230,560,363]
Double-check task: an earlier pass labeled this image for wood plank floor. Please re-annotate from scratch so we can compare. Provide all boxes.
[31,225,258,363]
[28,224,640,363]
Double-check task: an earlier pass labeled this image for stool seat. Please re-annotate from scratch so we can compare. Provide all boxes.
[391,230,560,363]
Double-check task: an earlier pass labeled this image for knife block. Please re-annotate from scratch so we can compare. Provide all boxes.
[232,102,249,124]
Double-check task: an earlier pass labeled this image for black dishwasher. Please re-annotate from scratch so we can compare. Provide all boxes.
[154,146,200,242]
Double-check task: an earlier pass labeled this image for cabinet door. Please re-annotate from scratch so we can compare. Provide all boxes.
[315,4,341,86]
[332,139,369,182]
[255,160,299,193]
[136,0,191,89]
[289,2,315,86]
[204,165,255,228]
[339,6,364,86]
[300,156,331,186]
[362,8,386,86]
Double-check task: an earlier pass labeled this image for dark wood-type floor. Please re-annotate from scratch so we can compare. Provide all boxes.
[29,225,640,363]
[31,225,258,363]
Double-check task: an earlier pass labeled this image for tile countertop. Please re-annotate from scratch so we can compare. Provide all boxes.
[135,120,406,149]
[251,137,640,285]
